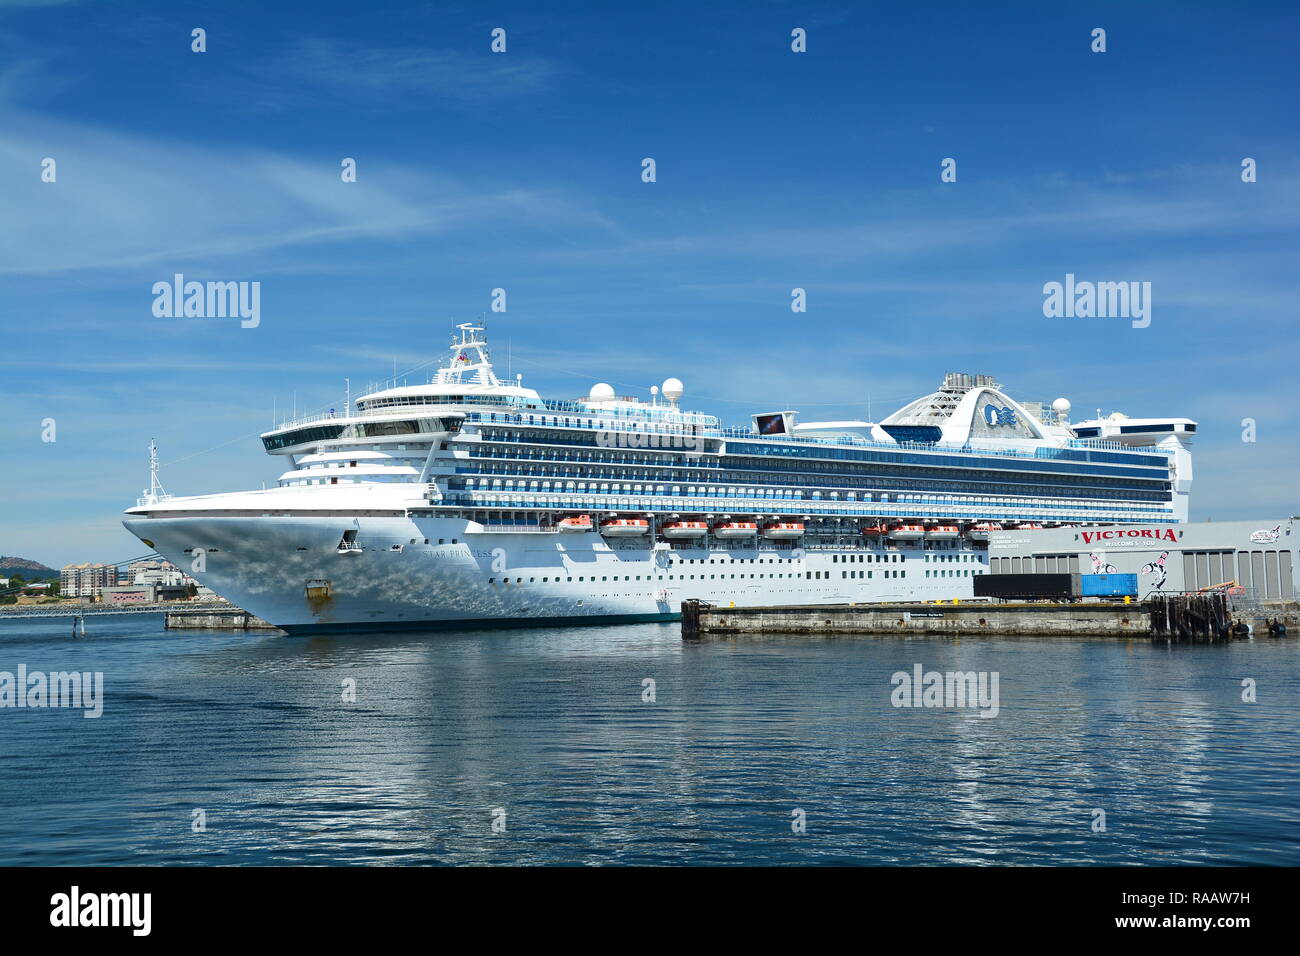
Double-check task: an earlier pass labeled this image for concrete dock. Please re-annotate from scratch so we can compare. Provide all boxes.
[681,596,1298,640]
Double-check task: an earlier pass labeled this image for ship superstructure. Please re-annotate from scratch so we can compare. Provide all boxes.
[124,324,1194,632]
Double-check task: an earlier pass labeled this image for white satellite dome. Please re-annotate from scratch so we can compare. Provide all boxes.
[1052,397,1071,414]
[661,377,684,404]
[589,382,616,402]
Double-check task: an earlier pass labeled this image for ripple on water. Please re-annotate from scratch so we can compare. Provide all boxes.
[0,618,1297,865]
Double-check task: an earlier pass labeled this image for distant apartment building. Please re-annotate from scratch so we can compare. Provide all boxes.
[126,559,192,587]
[60,563,119,598]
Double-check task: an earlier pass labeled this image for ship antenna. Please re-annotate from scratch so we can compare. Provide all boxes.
[145,438,167,503]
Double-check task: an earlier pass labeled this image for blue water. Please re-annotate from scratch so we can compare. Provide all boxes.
[0,615,1297,865]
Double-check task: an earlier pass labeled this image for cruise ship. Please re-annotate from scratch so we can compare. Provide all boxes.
[123,323,1195,633]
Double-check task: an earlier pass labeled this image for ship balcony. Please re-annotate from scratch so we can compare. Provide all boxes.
[431,490,1175,525]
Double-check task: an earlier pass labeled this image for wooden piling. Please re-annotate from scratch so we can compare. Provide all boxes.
[1148,593,1230,641]
[681,599,706,640]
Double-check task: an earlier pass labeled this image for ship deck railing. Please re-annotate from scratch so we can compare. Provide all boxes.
[448,477,1168,515]
[269,394,721,433]
[459,419,1171,469]
[431,491,1175,524]
[267,402,1170,462]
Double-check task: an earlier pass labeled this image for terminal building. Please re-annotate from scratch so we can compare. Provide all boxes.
[988,518,1297,601]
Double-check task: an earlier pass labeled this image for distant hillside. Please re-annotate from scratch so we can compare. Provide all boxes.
[0,557,60,580]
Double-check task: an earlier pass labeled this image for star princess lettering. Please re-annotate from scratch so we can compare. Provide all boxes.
[1082,528,1178,544]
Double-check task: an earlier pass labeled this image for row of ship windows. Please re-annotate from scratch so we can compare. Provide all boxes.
[362,395,516,409]
[468,428,1168,476]
[671,553,906,564]
[470,410,713,429]
[442,493,1173,519]
[450,511,1157,538]
[305,457,425,469]
[464,415,1163,467]
[462,450,1168,492]
[263,423,439,451]
[738,438,1165,469]
[285,477,409,485]
[466,444,1169,488]
[488,570,912,584]
[280,473,1162,503]
[389,540,958,559]
[452,476,1168,503]
[285,472,1154,500]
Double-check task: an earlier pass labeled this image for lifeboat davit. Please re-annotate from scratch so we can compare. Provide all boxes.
[762,521,805,540]
[661,520,709,539]
[887,523,925,541]
[599,517,650,537]
[861,522,887,537]
[713,520,758,539]
[925,524,960,540]
[965,522,1001,542]
[557,514,592,533]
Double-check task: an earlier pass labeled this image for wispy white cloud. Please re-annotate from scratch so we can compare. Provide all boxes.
[0,105,614,275]
[235,36,563,110]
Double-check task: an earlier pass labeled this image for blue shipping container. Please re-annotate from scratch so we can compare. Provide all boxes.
[1080,573,1138,597]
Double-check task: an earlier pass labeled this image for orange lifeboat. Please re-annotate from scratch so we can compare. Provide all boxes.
[713,520,758,539]
[599,517,650,537]
[925,524,960,540]
[861,522,887,537]
[965,522,1001,542]
[1018,523,1044,531]
[557,514,592,533]
[887,523,925,541]
[661,520,709,539]
[761,521,805,540]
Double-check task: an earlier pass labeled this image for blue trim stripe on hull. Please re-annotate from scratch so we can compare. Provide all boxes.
[277,611,681,636]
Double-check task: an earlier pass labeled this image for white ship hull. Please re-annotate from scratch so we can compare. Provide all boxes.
[124,514,982,633]
[120,322,1188,634]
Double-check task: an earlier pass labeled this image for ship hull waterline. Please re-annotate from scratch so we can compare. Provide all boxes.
[124,514,981,633]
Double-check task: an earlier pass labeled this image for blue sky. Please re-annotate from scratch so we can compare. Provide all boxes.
[1,0,1297,568]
